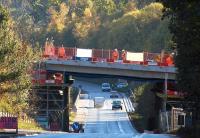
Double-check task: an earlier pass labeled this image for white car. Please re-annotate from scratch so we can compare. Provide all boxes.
[101,83,111,92]
[116,82,128,88]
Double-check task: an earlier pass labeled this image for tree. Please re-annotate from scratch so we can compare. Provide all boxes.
[73,7,100,45]
[48,2,70,32]
[86,3,171,52]
[158,0,200,126]
[93,0,117,15]
[0,5,39,114]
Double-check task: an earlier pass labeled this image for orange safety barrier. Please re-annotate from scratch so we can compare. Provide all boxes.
[106,58,114,63]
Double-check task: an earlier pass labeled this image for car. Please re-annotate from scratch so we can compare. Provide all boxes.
[116,82,128,88]
[101,83,111,92]
[112,100,122,110]
[110,94,119,98]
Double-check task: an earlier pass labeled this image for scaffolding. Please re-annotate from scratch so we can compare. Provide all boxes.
[31,61,71,131]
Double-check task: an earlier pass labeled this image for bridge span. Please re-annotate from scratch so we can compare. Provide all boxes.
[45,59,176,80]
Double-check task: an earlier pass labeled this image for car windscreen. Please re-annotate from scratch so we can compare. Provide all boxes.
[102,83,110,87]
[113,101,121,104]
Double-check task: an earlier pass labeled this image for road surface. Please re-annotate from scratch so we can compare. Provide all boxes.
[18,79,175,138]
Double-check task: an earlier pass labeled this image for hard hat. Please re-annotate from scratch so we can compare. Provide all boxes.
[122,49,125,52]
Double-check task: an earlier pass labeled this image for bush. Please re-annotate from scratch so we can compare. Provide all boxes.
[177,126,200,138]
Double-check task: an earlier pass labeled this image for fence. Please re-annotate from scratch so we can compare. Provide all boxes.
[0,111,18,133]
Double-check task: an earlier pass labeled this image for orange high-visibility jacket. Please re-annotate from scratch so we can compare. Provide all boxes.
[112,51,119,61]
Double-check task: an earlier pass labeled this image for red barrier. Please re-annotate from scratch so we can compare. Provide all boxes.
[65,47,76,59]
[32,79,37,84]
[0,117,18,129]
[123,60,131,64]
[92,49,112,61]
[106,58,114,63]
[91,57,98,63]
[133,61,141,64]
[38,79,46,85]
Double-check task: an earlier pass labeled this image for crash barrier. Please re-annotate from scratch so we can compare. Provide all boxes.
[0,112,18,133]
[42,44,174,66]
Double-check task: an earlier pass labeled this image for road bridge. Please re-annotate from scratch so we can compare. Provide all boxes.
[45,60,176,80]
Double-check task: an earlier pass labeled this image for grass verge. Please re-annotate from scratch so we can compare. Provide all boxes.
[18,118,44,131]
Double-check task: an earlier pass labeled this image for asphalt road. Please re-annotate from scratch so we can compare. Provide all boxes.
[18,79,175,138]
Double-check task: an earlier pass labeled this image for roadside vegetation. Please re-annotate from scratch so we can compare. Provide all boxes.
[18,118,44,131]
[128,83,160,132]
[0,5,39,115]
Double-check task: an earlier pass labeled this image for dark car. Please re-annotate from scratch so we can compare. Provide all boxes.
[110,94,119,98]
[112,100,122,110]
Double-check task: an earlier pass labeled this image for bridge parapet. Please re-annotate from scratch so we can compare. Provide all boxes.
[42,43,175,67]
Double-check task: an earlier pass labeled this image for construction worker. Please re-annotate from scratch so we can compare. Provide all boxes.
[121,49,126,62]
[58,45,66,58]
[154,54,161,63]
[112,49,119,61]
[166,54,174,66]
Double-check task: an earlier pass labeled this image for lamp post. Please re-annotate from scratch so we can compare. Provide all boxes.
[164,73,169,132]
[62,75,74,132]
